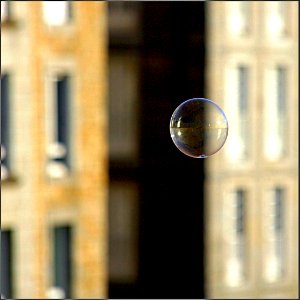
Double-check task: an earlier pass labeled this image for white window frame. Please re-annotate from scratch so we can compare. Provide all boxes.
[262,186,285,282]
[1,1,10,23]
[265,1,289,39]
[222,189,247,287]
[260,176,297,288]
[224,62,251,163]
[227,2,250,37]
[42,1,72,26]
[45,61,75,179]
[263,65,288,161]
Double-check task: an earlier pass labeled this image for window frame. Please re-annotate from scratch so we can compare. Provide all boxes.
[45,65,75,180]
[1,73,11,181]
[1,229,14,299]
[265,1,290,39]
[108,50,141,165]
[222,188,247,287]
[1,1,11,23]
[108,180,139,283]
[224,61,252,164]
[226,1,252,37]
[262,186,286,282]
[51,225,73,298]
[42,1,73,27]
[263,65,289,162]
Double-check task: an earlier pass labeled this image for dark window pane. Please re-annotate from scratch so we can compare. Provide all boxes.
[1,74,10,170]
[109,181,138,283]
[1,230,13,299]
[238,66,248,113]
[53,226,72,298]
[277,66,286,112]
[109,53,139,162]
[67,1,73,21]
[274,187,284,232]
[236,189,245,235]
[55,75,70,166]
[273,187,285,275]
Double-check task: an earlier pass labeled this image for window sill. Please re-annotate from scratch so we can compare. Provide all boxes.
[44,23,76,36]
[46,161,70,180]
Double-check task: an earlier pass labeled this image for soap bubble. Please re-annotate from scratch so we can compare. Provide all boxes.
[170,98,228,158]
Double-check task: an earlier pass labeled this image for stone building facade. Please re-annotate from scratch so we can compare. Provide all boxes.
[205,1,298,299]
[1,1,108,298]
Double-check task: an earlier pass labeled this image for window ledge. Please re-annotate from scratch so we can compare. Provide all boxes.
[44,23,76,36]
[46,161,70,180]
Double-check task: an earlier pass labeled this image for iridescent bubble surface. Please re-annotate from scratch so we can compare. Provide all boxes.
[170,98,228,158]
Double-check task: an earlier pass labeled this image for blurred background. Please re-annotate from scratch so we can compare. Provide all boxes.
[1,1,298,299]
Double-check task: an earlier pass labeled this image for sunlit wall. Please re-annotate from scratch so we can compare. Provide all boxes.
[205,1,298,299]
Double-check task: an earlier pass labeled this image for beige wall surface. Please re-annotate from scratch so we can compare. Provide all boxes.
[205,1,298,299]
[1,2,108,298]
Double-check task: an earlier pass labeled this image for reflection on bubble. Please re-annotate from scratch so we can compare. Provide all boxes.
[170,98,228,158]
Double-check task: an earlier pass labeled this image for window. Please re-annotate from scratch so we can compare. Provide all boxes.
[225,65,249,161]
[52,226,72,298]
[1,230,13,299]
[109,53,139,162]
[1,74,11,180]
[263,66,287,161]
[109,181,138,283]
[43,1,72,26]
[109,1,141,45]
[223,189,246,286]
[54,75,70,165]
[227,2,250,36]
[1,1,10,23]
[263,187,285,282]
[46,74,71,178]
[266,1,288,38]
[238,66,248,142]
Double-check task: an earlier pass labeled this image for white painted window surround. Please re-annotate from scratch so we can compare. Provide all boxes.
[1,1,9,22]
[263,66,287,161]
[266,2,288,38]
[225,65,249,162]
[227,2,250,36]
[262,187,285,282]
[44,60,75,179]
[42,1,72,26]
[223,190,246,287]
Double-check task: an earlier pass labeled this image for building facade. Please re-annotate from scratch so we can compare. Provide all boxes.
[205,1,298,299]
[1,1,108,298]
[1,1,298,299]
